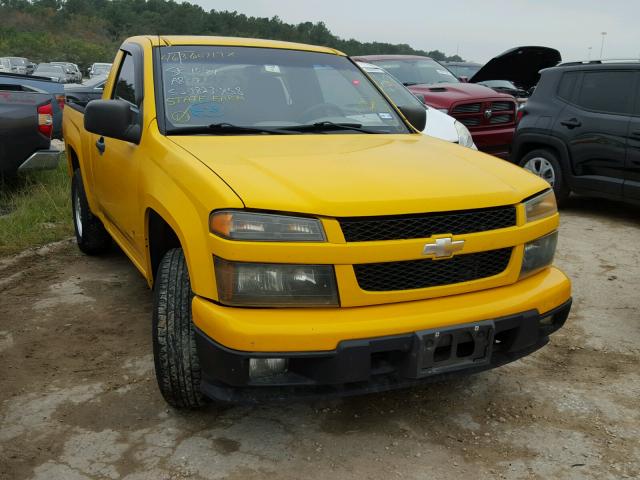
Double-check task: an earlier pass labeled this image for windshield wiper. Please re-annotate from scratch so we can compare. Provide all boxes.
[279,121,380,134]
[402,82,421,86]
[167,122,294,135]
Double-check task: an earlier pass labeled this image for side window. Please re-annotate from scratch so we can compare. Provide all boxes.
[112,53,137,106]
[574,71,634,115]
[557,71,579,102]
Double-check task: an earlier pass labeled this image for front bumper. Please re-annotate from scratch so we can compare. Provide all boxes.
[195,299,571,403]
[192,266,571,352]
[470,125,514,159]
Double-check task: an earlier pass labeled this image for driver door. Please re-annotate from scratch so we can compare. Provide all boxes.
[91,47,145,258]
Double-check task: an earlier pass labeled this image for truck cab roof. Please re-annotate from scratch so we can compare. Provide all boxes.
[131,35,346,56]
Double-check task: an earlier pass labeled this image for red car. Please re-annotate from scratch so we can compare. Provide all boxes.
[353,55,517,158]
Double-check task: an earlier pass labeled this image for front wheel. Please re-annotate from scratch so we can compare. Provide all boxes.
[519,149,570,206]
[152,248,208,409]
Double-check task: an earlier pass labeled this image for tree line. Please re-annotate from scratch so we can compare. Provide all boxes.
[0,0,463,71]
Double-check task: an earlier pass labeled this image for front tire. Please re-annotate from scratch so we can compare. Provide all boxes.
[152,248,207,409]
[519,149,570,206]
[71,168,111,254]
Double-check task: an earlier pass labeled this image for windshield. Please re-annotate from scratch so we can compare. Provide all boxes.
[158,46,408,134]
[93,64,111,74]
[369,58,459,86]
[362,67,424,110]
[445,64,481,78]
[35,65,63,74]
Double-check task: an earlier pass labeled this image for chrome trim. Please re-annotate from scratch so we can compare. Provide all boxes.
[17,149,63,172]
[422,237,465,259]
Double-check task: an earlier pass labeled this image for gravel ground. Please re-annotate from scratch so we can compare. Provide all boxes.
[0,196,639,480]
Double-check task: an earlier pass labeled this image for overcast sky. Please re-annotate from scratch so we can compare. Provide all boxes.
[192,0,640,63]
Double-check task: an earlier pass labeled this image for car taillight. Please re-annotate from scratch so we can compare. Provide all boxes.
[55,94,65,110]
[38,101,54,138]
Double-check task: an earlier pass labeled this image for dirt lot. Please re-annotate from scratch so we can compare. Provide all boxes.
[0,197,639,480]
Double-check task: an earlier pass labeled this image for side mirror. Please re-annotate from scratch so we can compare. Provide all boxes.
[398,104,426,132]
[84,99,141,144]
[459,76,469,83]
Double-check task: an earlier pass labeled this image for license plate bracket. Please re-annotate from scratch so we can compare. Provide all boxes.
[408,321,495,378]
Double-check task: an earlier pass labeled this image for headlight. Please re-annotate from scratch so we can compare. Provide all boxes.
[214,257,339,307]
[454,121,476,149]
[524,190,557,222]
[210,210,325,242]
[520,231,558,279]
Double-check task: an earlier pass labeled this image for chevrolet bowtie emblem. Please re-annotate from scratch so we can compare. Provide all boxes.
[423,237,465,259]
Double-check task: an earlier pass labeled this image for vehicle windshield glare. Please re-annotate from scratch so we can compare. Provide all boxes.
[158,46,409,134]
[362,67,424,110]
[371,58,459,86]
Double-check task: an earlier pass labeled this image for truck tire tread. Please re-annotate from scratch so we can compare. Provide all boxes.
[152,248,207,409]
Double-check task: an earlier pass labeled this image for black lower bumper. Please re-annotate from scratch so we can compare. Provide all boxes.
[195,299,572,404]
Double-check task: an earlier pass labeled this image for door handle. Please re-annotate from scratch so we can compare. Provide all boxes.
[560,118,582,129]
[95,137,105,155]
[631,130,640,138]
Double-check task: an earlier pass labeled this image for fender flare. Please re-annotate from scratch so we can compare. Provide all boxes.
[143,194,213,297]
[512,131,574,181]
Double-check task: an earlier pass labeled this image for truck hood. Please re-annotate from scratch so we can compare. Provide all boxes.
[470,46,561,91]
[169,134,547,217]
[408,82,513,108]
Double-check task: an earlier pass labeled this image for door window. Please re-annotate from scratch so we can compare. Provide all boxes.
[574,71,634,115]
[557,71,579,102]
[113,53,138,106]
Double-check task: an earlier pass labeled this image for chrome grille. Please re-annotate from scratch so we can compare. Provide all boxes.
[460,117,481,127]
[452,103,481,113]
[489,114,512,124]
[492,101,513,111]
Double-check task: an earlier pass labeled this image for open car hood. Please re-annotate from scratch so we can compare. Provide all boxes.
[470,46,561,91]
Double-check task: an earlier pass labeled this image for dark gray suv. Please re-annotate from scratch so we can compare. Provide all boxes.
[512,61,640,206]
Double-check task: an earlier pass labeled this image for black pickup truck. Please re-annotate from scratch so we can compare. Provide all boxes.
[0,72,64,139]
[0,90,62,177]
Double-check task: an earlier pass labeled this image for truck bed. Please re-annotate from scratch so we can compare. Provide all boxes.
[0,91,54,176]
[0,73,64,139]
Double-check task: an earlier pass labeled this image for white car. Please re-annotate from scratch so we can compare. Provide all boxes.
[89,62,113,78]
[357,62,476,149]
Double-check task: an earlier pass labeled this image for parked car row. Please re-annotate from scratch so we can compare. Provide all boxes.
[5,42,638,207]
[0,56,112,83]
[353,46,561,158]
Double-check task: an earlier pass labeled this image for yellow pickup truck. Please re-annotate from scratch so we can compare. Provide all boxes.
[63,36,571,408]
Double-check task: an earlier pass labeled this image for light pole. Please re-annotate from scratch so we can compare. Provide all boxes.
[587,46,592,60]
[600,32,607,59]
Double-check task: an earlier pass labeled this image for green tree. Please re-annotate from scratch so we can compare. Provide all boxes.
[0,0,464,70]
